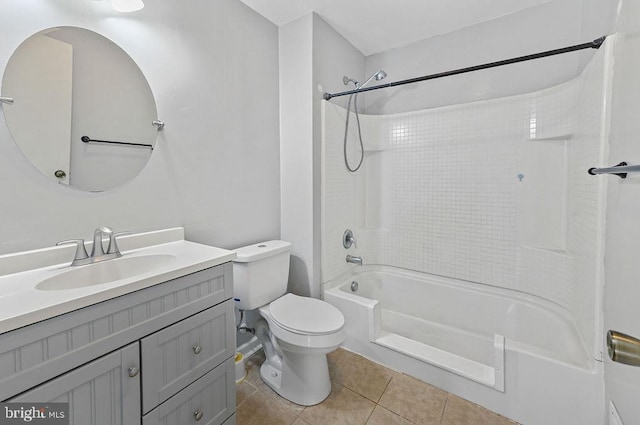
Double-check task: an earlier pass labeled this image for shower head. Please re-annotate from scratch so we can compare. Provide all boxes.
[357,70,387,89]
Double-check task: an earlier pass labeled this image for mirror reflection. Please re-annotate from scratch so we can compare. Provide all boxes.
[1,27,158,192]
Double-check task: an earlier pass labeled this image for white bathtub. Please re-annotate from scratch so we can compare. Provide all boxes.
[323,266,603,425]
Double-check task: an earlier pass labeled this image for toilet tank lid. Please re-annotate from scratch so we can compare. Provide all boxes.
[232,240,291,263]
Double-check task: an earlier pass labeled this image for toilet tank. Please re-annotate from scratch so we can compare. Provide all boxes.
[232,240,291,310]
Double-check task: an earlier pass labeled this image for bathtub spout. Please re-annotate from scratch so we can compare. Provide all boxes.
[346,255,363,265]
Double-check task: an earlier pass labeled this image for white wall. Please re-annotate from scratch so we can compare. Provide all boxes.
[363,0,615,115]
[604,0,640,422]
[313,15,366,287]
[278,0,618,301]
[322,51,607,324]
[279,13,364,297]
[279,14,314,296]
[0,0,280,254]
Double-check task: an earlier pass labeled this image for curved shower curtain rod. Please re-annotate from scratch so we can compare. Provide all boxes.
[323,36,607,101]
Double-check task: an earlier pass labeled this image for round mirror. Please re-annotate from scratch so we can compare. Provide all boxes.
[1,27,158,192]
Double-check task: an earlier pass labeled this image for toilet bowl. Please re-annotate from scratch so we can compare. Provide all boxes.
[232,241,345,406]
[257,294,344,405]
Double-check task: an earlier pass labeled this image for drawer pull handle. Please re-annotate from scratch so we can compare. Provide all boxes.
[193,344,202,354]
[193,410,203,421]
[128,366,140,378]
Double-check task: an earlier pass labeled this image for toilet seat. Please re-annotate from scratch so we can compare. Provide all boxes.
[258,294,346,351]
[269,293,344,335]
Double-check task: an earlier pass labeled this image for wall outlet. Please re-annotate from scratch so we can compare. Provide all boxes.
[610,401,625,425]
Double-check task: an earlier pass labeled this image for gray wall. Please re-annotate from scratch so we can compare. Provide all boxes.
[0,0,280,254]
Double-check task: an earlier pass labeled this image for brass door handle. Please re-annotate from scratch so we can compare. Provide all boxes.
[607,330,640,366]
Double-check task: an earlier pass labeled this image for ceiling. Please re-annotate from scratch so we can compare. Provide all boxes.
[238,0,553,56]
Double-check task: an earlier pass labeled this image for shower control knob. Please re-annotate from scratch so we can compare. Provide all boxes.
[343,229,357,249]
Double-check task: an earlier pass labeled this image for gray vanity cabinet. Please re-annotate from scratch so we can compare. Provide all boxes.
[10,343,140,424]
[0,263,236,425]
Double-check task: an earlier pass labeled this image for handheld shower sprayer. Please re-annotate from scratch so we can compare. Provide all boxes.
[358,70,387,89]
[342,70,387,172]
[343,70,387,89]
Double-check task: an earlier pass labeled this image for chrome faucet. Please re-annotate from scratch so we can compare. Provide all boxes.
[346,255,363,266]
[57,227,129,266]
[91,226,113,257]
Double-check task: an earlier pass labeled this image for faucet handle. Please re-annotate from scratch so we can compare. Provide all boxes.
[57,239,89,261]
[343,229,357,249]
[107,232,131,256]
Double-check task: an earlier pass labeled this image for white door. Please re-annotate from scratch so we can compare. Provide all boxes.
[2,33,72,184]
[603,1,640,424]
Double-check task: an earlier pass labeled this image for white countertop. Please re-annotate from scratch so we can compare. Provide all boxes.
[0,228,235,334]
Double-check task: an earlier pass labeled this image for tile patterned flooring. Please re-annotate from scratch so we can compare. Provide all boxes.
[236,348,518,425]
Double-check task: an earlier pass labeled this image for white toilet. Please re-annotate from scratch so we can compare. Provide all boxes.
[232,240,345,406]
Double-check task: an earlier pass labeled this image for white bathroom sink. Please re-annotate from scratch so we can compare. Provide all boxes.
[0,227,237,334]
[35,254,176,291]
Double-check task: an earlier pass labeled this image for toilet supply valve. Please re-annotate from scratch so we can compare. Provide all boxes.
[343,229,357,249]
[236,309,255,334]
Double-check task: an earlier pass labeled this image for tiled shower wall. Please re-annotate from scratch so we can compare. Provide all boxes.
[322,42,610,352]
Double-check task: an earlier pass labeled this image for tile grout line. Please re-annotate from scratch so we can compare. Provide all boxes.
[363,405,376,425]
[377,371,395,403]
[236,380,257,410]
[438,393,451,425]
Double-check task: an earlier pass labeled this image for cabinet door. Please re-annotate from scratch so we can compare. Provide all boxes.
[141,300,235,412]
[10,343,140,425]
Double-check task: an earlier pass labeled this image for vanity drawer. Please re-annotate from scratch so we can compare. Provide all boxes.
[143,356,235,425]
[141,299,235,413]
